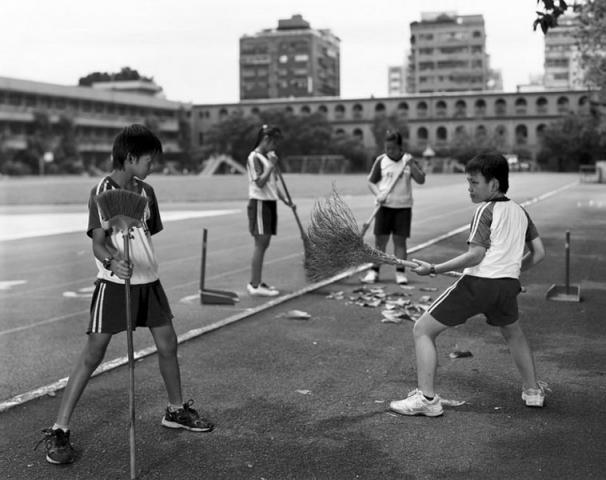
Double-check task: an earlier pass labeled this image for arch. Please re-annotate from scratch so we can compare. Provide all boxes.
[397,102,409,118]
[435,100,447,116]
[495,124,507,137]
[417,101,428,118]
[218,108,228,118]
[454,125,467,137]
[515,124,528,145]
[353,128,364,141]
[536,96,548,114]
[436,126,448,141]
[417,126,429,140]
[300,105,311,114]
[578,95,589,106]
[557,96,569,113]
[353,103,363,119]
[475,124,487,138]
[285,105,294,113]
[335,104,346,119]
[495,98,507,115]
[536,123,547,139]
[335,128,345,136]
[318,104,328,114]
[250,107,260,115]
[454,99,467,117]
[515,97,527,114]
[375,103,386,116]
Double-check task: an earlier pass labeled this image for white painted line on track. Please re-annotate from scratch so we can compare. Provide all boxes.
[0,180,578,413]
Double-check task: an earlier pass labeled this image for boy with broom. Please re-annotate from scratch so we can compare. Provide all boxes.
[389,153,546,417]
[37,124,213,465]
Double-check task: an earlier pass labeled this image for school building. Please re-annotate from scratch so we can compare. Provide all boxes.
[0,76,191,168]
[192,88,592,161]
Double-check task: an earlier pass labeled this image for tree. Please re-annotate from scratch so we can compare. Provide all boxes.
[533,0,569,34]
[79,67,153,86]
[538,112,604,170]
[575,1,606,98]
[53,115,81,173]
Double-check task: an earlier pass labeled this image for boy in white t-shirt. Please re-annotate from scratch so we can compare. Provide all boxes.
[390,153,546,417]
[362,130,425,285]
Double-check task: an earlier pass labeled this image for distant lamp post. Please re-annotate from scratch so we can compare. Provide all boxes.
[422,145,435,172]
[40,151,54,176]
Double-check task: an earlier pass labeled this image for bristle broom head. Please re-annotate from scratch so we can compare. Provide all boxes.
[304,188,412,281]
[96,189,148,231]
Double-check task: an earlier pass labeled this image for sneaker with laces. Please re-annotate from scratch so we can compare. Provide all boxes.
[389,389,444,417]
[361,270,378,284]
[247,283,279,297]
[36,428,75,465]
[522,381,548,407]
[395,271,408,285]
[161,400,214,432]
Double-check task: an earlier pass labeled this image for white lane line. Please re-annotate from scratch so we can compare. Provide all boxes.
[0,209,240,241]
[0,181,579,412]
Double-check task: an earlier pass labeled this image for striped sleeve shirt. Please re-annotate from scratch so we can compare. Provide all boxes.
[463,197,539,279]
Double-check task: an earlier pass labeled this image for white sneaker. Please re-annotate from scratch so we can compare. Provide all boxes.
[389,389,443,417]
[522,381,548,407]
[361,270,378,284]
[395,272,408,285]
[247,283,279,297]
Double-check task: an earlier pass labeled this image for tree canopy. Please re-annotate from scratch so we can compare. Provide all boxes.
[78,67,154,86]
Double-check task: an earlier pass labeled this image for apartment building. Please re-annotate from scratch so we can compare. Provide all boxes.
[544,14,585,89]
[239,14,340,100]
[406,12,494,93]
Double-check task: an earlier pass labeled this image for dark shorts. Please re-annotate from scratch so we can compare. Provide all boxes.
[374,206,411,237]
[248,199,277,236]
[88,279,173,334]
[427,275,522,327]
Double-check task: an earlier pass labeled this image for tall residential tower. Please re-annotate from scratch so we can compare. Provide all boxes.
[239,14,340,100]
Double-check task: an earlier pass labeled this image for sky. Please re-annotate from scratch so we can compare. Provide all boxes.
[0,0,548,104]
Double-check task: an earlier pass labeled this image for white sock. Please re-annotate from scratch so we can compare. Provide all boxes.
[52,423,69,432]
[168,403,183,412]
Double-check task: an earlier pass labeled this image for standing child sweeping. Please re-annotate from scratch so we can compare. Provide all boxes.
[37,124,213,465]
[390,153,546,417]
[361,130,425,285]
[246,124,292,297]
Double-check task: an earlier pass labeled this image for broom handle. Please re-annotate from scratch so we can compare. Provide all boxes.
[123,231,136,480]
[275,166,306,240]
[361,161,408,236]
[200,228,207,291]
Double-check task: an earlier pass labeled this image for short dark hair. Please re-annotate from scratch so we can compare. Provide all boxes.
[254,124,282,148]
[112,124,162,169]
[465,153,509,193]
[384,130,403,146]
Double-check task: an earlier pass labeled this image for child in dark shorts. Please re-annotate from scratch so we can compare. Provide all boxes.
[37,125,214,466]
[389,153,546,417]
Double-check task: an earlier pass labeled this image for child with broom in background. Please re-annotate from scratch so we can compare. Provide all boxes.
[390,152,546,417]
[361,130,425,285]
[37,124,213,465]
[246,124,292,297]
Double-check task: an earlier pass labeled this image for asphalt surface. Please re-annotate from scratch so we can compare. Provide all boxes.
[1,181,605,479]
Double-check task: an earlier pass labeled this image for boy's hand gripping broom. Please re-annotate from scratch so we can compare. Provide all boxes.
[96,189,148,480]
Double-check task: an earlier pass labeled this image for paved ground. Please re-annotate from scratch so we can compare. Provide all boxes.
[1,181,605,479]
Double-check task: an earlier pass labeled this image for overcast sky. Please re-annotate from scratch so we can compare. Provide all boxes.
[0,0,548,104]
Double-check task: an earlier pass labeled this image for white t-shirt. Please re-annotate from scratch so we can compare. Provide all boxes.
[464,198,539,279]
[368,153,413,208]
[247,150,279,201]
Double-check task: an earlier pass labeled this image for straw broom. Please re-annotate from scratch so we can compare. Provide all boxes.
[96,188,148,480]
[304,189,418,282]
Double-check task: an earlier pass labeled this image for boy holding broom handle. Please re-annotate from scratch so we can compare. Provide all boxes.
[37,124,213,465]
[362,130,425,286]
[390,153,546,417]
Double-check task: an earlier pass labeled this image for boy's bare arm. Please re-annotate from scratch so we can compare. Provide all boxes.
[91,228,131,279]
[413,244,486,275]
[409,158,426,185]
[521,236,545,271]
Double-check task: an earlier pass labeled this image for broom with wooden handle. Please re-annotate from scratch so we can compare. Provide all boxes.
[304,188,418,282]
[96,188,148,480]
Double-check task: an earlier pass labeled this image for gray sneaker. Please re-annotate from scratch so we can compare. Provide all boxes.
[522,381,548,407]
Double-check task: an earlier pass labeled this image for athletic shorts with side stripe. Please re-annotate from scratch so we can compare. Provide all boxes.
[248,199,277,236]
[374,206,411,237]
[427,275,522,327]
[88,279,173,334]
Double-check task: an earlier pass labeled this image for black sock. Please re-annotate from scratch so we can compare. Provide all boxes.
[423,394,434,401]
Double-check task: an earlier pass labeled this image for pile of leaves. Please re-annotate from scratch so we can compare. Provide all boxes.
[326,285,438,324]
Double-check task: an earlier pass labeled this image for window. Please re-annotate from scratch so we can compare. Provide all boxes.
[454,100,467,118]
[436,100,447,117]
[417,101,428,118]
[353,128,364,142]
[436,126,447,141]
[536,97,548,114]
[375,103,386,115]
[474,99,486,117]
[353,103,363,119]
[495,98,506,115]
[557,96,569,113]
[397,102,409,118]
[335,104,345,119]
[515,124,528,145]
